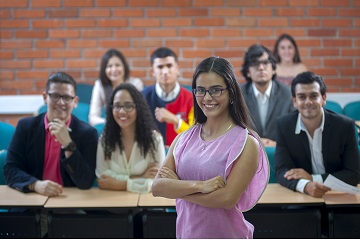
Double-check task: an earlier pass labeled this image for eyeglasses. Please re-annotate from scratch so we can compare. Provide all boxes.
[249,59,271,68]
[47,93,75,104]
[111,103,136,113]
[193,88,228,97]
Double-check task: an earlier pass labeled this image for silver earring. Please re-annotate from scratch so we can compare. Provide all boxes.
[230,100,233,104]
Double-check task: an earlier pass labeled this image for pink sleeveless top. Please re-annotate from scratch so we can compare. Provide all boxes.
[174,124,269,239]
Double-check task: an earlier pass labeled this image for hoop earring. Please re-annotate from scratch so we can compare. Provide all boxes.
[230,100,233,104]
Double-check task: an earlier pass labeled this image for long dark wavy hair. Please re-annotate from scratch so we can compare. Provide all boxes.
[273,33,302,63]
[192,56,253,130]
[99,49,130,103]
[101,83,158,160]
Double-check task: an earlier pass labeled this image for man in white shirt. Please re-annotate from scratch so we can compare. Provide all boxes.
[240,44,294,146]
[275,71,360,197]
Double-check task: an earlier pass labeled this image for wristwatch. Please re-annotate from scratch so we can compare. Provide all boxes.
[63,141,77,152]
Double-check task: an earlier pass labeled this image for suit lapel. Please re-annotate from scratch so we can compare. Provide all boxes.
[321,111,331,168]
[244,84,262,132]
[266,81,276,124]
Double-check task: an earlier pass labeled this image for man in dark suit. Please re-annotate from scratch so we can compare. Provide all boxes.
[4,72,98,197]
[240,44,294,147]
[275,71,360,198]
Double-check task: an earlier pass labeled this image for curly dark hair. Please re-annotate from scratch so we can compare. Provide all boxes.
[273,33,302,63]
[101,83,159,160]
[192,56,253,130]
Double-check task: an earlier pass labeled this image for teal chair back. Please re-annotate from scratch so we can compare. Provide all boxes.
[94,123,105,137]
[265,147,277,183]
[0,122,15,150]
[37,103,90,123]
[343,101,360,121]
[324,100,342,114]
[181,85,192,92]
[0,150,7,185]
[77,83,93,104]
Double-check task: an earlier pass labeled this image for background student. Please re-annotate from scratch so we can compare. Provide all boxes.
[96,83,165,193]
[89,48,144,126]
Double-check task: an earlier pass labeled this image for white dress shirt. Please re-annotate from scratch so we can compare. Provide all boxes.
[252,81,272,130]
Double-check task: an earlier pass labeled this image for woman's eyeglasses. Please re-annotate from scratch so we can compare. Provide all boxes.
[193,88,228,97]
[111,103,136,112]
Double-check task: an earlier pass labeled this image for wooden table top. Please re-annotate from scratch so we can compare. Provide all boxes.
[0,185,48,207]
[44,187,139,208]
[138,193,176,207]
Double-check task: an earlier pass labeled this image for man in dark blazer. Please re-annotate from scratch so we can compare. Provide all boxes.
[240,44,294,147]
[275,71,360,198]
[4,72,98,197]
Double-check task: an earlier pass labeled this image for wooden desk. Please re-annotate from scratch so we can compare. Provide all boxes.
[44,187,139,238]
[324,191,360,238]
[0,185,48,238]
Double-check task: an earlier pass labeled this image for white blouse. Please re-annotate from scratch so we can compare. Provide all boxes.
[95,131,165,193]
[89,78,144,126]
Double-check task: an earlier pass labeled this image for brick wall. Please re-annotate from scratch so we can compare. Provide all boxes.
[1,0,359,125]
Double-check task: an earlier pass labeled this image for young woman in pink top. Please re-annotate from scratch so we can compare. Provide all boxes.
[152,57,269,238]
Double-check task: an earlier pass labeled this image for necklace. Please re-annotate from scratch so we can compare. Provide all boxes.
[201,123,233,151]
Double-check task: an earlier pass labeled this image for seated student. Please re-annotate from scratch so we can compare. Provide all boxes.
[273,33,308,86]
[142,47,193,146]
[96,83,165,193]
[275,71,360,198]
[89,48,144,126]
[4,72,98,196]
[240,44,294,147]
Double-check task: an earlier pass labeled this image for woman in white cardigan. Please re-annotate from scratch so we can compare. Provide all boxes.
[89,49,144,126]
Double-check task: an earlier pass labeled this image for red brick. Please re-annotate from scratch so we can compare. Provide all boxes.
[340,68,360,76]
[130,19,160,27]
[97,0,126,7]
[0,10,11,18]
[113,9,143,17]
[63,0,93,7]
[244,29,274,37]
[0,0,28,7]
[49,30,79,38]
[194,18,224,26]
[289,0,320,6]
[258,0,287,6]
[321,0,350,7]
[83,71,99,79]
[15,30,47,38]
[65,20,95,28]
[354,0,360,6]
[193,0,223,6]
[341,49,360,56]
[0,41,32,49]
[35,40,65,48]
[17,50,48,59]
[83,50,106,58]
[308,8,337,16]
[324,78,353,86]
[162,0,191,7]
[49,9,78,18]
[162,18,192,27]
[354,19,360,27]
[179,8,208,16]
[196,39,226,48]
[311,49,339,56]
[165,40,194,48]
[214,50,244,58]
[129,0,159,7]
[226,18,256,26]
[324,59,353,66]
[324,39,352,47]
[323,19,352,27]
[97,19,127,27]
[228,0,256,6]
[180,29,210,37]
[147,9,176,17]
[276,8,304,16]
[147,29,177,37]
[31,0,61,7]
[0,51,13,59]
[183,50,212,58]
[0,81,33,89]
[308,29,336,36]
[80,9,110,17]
[244,8,273,17]
[296,39,321,47]
[0,61,31,69]
[50,50,81,58]
[342,87,360,93]
[303,58,321,66]
[99,40,129,48]
[67,60,97,68]
[33,60,64,68]
[121,50,147,58]
[228,39,258,48]
[213,29,242,37]
[68,40,97,48]
[275,29,306,37]
[339,29,360,37]
[314,68,338,76]
[259,18,288,27]
[13,10,46,18]
[33,20,62,28]
[0,71,14,79]
[132,60,150,68]
[0,20,29,28]
[0,31,12,38]
[114,29,144,38]
[291,19,321,27]
[81,29,112,38]
[17,71,49,79]
[132,40,162,48]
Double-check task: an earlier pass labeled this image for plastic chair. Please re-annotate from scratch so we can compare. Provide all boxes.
[343,101,360,121]
[0,150,7,185]
[94,123,105,137]
[265,146,277,183]
[0,122,15,150]
[181,85,192,92]
[37,103,90,123]
[77,83,93,104]
[324,100,343,114]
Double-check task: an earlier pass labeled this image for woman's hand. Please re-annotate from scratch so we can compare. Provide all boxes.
[139,163,159,179]
[97,175,120,190]
[199,176,226,194]
[159,166,180,180]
